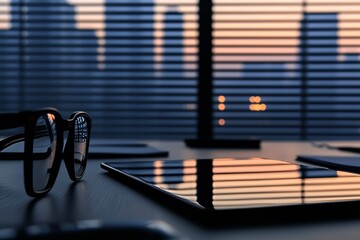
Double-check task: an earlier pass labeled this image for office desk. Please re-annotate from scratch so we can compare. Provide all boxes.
[1,140,360,239]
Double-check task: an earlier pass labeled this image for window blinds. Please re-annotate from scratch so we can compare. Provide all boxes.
[213,0,360,140]
[0,0,198,139]
[1,0,360,140]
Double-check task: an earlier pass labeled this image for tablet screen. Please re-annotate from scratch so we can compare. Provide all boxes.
[101,157,360,211]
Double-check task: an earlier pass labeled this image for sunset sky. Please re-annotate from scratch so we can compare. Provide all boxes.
[1,0,359,62]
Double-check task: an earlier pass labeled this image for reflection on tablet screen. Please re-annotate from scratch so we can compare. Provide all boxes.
[102,158,360,210]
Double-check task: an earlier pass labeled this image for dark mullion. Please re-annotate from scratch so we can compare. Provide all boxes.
[18,0,25,110]
[300,0,308,140]
[197,0,214,139]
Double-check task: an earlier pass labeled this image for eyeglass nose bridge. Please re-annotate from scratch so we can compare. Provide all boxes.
[62,119,73,131]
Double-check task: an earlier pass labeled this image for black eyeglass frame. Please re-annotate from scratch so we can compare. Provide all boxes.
[0,107,92,197]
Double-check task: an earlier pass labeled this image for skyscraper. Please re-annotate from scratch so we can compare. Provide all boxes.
[160,6,185,78]
[103,0,158,136]
[299,13,340,139]
[23,0,99,113]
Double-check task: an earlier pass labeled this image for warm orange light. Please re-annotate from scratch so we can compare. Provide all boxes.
[254,96,261,103]
[261,103,267,111]
[183,160,197,168]
[218,104,226,111]
[154,176,163,184]
[154,160,163,168]
[218,118,226,126]
[249,96,261,103]
[218,95,226,103]
[249,103,266,112]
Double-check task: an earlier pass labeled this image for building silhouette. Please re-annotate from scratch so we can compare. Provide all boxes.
[102,0,156,135]
[23,0,99,114]
[300,13,340,139]
[159,6,185,78]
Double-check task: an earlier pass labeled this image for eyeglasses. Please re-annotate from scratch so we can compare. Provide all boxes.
[0,107,92,197]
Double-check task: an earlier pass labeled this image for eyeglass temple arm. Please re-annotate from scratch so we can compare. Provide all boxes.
[0,113,25,151]
[0,127,52,160]
[0,113,53,160]
[0,120,48,155]
[0,133,25,152]
[0,126,49,151]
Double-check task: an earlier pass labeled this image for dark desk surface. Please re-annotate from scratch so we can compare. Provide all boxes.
[2,140,360,239]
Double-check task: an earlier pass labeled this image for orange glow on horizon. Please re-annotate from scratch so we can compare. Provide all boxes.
[214,3,360,61]
[0,0,11,30]
[2,0,359,69]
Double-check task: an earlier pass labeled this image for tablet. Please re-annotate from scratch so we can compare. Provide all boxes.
[101,157,360,227]
[296,155,360,174]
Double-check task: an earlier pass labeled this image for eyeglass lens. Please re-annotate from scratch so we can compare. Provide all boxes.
[73,116,89,177]
[32,113,57,192]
